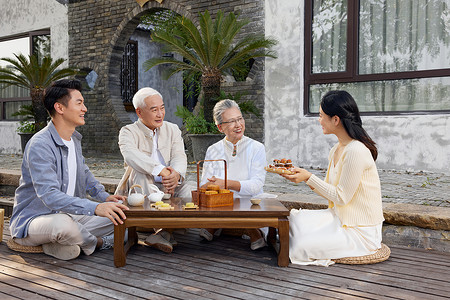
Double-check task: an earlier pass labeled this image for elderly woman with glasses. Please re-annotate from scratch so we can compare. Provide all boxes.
[199,99,267,250]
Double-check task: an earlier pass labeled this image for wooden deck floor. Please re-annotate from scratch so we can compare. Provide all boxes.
[1,222,449,300]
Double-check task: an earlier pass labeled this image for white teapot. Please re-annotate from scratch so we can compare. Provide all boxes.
[147,184,165,202]
[127,184,146,206]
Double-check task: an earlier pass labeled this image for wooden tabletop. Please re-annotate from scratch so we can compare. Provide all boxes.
[124,198,290,218]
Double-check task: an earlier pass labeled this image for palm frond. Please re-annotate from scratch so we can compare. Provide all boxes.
[177,15,209,65]
[143,57,200,73]
[219,36,278,71]
[200,10,217,66]
[151,30,204,70]
[0,68,30,88]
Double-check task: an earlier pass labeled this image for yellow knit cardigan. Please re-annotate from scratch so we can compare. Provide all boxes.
[306,140,384,227]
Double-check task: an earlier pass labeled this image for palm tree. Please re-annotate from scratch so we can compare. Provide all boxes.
[143,10,277,124]
[0,53,78,132]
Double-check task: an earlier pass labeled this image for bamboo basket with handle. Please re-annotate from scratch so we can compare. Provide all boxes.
[191,159,234,207]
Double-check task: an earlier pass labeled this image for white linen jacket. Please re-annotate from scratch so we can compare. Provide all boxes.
[200,136,266,198]
[116,119,187,195]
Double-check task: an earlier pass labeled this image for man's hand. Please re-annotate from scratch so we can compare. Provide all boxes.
[105,195,126,202]
[95,202,129,225]
[159,167,171,178]
[161,166,180,191]
[281,167,312,183]
[207,176,226,189]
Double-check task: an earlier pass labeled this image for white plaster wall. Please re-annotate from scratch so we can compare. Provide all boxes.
[0,122,21,154]
[264,0,304,163]
[0,0,68,65]
[265,0,450,173]
[0,0,69,154]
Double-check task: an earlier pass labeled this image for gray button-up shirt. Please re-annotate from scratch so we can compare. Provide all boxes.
[10,121,110,239]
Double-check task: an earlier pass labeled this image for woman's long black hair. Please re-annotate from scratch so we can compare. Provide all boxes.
[320,90,378,161]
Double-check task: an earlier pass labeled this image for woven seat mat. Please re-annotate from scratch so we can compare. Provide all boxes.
[333,243,390,265]
[7,238,44,253]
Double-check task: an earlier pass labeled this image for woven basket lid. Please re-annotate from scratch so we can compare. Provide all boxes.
[7,238,44,253]
[333,243,391,265]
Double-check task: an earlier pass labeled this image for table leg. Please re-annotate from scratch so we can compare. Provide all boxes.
[128,226,137,246]
[277,218,289,267]
[267,227,277,245]
[114,223,126,267]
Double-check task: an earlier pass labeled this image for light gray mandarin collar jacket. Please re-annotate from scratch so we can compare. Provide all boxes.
[10,121,110,239]
[116,119,187,194]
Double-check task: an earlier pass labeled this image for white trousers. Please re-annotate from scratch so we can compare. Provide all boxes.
[289,208,382,266]
[14,213,114,255]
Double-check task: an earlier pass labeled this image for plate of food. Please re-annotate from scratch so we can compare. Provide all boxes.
[157,203,174,210]
[264,158,295,175]
[182,202,199,210]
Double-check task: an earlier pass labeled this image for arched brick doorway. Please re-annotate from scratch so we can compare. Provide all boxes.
[106,3,193,129]
[68,1,265,154]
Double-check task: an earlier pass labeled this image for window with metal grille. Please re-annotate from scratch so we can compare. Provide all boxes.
[120,40,138,112]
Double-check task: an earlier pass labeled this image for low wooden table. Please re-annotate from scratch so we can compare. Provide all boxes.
[114,198,290,267]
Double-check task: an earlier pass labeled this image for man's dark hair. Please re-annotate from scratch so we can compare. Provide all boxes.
[44,79,82,116]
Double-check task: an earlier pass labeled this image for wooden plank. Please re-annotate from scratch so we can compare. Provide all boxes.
[111,232,339,299]
[0,270,82,300]
[173,230,449,299]
[339,263,450,292]
[134,232,382,300]
[2,227,223,299]
[0,281,48,300]
[285,264,449,299]
[0,292,20,300]
[356,258,450,286]
[2,223,450,300]
[2,251,196,300]
[389,247,450,267]
[0,255,150,300]
[74,252,237,300]
[135,251,370,300]
[93,251,289,300]
[390,246,450,261]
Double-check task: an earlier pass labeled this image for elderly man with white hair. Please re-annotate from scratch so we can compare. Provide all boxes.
[116,87,193,253]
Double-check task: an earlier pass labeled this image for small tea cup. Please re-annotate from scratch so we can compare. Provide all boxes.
[250,198,261,205]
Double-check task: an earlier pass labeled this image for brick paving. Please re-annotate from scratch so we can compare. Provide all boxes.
[1,154,449,207]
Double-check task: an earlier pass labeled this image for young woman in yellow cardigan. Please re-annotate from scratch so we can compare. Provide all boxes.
[281,90,384,266]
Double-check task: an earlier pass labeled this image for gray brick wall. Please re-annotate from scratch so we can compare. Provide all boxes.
[68,0,265,154]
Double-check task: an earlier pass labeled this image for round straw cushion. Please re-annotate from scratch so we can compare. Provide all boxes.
[7,238,44,253]
[333,243,391,265]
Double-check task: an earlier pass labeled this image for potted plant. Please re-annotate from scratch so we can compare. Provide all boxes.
[0,54,78,151]
[143,9,276,160]
[11,104,41,153]
[174,104,221,162]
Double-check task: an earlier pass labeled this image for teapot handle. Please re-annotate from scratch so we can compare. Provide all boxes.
[129,184,143,196]
[147,184,161,194]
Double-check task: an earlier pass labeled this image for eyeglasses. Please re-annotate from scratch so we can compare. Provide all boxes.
[220,116,245,125]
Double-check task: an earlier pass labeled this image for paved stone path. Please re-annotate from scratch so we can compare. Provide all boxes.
[1,154,449,207]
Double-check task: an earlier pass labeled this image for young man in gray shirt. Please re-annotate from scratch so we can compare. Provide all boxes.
[10,79,128,260]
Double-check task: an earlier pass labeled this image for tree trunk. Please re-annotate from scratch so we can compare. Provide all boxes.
[31,88,48,132]
[201,71,221,124]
